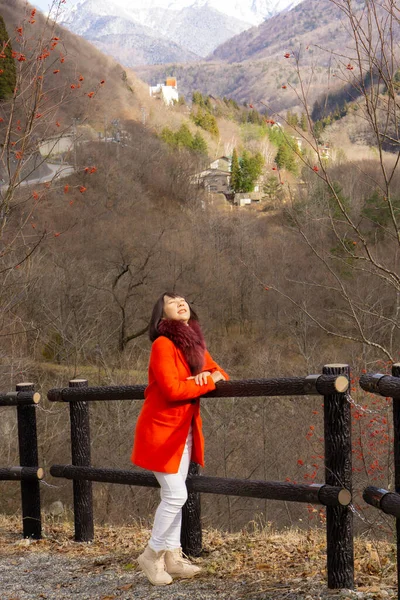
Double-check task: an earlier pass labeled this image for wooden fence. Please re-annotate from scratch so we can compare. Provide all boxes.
[359,363,400,599]
[47,363,354,590]
[0,383,43,539]
[5,365,400,594]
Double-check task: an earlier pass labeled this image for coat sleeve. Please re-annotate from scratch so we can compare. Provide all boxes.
[150,337,216,402]
[203,350,229,381]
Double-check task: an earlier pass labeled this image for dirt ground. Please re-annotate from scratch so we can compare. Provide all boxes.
[0,517,396,600]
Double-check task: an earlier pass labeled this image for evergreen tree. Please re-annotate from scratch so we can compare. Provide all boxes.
[239,150,253,192]
[230,148,241,192]
[230,149,264,193]
[248,109,262,125]
[161,124,208,155]
[202,111,219,136]
[0,15,16,100]
[268,125,284,146]
[300,113,308,132]
[160,127,177,147]
[286,110,299,128]
[175,123,193,148]
[240,150,264,192]
[204,96,212,112]
[191,108,219,137]
[192,91,204,107]
[191,132,208,155]
[275,143,297,174]
[263,175,284,202]
[313,120,323,141]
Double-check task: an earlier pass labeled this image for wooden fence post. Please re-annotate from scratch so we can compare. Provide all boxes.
[69,379,94,542]
[16,382,41,539]
[323,364,354,589]
[181,461,202,556]
[392,363,400,599]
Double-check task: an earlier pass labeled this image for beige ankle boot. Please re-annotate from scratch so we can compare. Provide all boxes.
[137,545,173,586]
[165,547,202,579]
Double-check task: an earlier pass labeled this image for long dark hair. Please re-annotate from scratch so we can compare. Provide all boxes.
[149,292,199,342]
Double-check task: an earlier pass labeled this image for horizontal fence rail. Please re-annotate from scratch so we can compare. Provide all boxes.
[0,391,41,407]
[47,374,348,403]
[359,373,400,397]
[363,486,400,518]
[50,465,352,507]
[0,467,44,482]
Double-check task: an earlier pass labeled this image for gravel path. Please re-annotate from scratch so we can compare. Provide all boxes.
[0,552,344,600]
[0,521,394,600]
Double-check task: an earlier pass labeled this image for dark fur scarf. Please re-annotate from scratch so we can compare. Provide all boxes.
[157,319,206,375]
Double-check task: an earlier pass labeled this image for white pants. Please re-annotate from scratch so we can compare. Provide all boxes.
[149,427,193,552]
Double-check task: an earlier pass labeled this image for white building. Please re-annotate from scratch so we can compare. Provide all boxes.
[149,77,179,106]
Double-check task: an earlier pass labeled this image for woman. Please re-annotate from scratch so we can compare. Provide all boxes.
[131,292,228,586]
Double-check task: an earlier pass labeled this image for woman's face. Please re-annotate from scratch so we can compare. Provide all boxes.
[163,295,190,323]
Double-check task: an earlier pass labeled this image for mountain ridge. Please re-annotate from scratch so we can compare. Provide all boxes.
[134,0,370,112]
[61,0,304,27]
[209,0,345,63]
[59,0,305,63]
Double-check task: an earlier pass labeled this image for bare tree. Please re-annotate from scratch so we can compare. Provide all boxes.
[255,0,400,366]
[0,0,105,387]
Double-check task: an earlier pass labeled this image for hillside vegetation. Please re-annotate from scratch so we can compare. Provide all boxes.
[0,0,399,545]
[0,0,153,126]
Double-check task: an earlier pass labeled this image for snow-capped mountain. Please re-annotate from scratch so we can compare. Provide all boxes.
[61,0,303,27]
[57,0,304,64]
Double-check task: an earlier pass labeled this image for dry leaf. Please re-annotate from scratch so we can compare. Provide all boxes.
[117,584,133,591]
[256,563,271,570]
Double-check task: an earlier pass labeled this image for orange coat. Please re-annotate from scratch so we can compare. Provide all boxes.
[131,335,229,473]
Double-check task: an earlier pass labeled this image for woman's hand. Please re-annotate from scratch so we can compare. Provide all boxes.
[187,371,211,385]
[210,370,226,383]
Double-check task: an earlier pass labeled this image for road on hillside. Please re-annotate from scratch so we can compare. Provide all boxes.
[0,162,74,190]
[21,162,75,186]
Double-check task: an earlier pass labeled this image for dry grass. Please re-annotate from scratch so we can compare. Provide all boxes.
[0,515,396,597]
[35,361,147,386]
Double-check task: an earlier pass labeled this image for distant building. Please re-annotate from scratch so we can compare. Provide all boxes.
[149,77,179,106]
[192,168,230,194]
[209,156,231,172]
[233,191,262,206]
[318,143,330,159]
[295,137,303,151]
[191,155,267,206]
[235,195,252,207]
[192,156,232,194]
